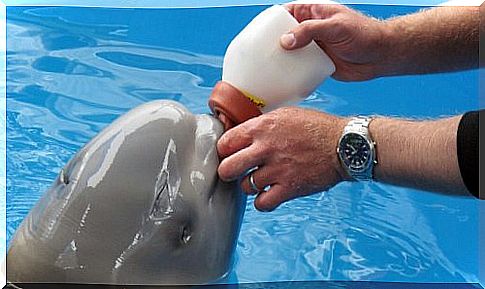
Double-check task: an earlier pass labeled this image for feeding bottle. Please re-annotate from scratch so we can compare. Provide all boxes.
[209,4,336,129]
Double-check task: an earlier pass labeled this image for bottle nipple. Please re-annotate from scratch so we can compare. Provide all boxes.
[208,81,262,130]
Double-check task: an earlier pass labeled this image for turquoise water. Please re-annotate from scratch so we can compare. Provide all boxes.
[6,4,480,284]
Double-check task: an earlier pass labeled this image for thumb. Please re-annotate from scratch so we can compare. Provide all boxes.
[280,19,330,50]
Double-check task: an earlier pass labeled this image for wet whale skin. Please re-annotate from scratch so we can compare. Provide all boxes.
[7,100,246,285]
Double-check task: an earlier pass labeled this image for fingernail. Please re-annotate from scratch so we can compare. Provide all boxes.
[280,33,296,48]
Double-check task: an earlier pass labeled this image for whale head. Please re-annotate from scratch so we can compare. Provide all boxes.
[7,100,246,285]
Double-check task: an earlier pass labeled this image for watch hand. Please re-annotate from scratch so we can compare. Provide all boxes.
[349,144,357,154]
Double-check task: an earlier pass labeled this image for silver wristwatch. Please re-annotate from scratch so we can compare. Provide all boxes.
[337,117,377,181]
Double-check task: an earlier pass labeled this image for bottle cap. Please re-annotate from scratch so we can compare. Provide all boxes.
[209,81,262,130]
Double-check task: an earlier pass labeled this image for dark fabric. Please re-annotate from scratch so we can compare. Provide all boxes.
[457,110,480,197]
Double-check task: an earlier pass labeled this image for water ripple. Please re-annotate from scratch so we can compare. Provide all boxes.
[236,181,476,282]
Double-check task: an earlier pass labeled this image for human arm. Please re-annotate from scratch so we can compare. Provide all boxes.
[378,6,479,76]
[370,115,466,193]
[280,4,480,81]
[216,108,474,211]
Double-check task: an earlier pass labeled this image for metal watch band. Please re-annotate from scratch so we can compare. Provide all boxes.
[342,116,376,181]
[343,116,372,136]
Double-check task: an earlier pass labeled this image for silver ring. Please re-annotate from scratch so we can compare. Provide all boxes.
[249,172,261,193]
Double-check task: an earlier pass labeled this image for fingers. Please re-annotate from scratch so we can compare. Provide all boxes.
[217,126,252,158]
[254,184,289,212]
[281,3,348,50]
[284,3,295,15]
[284,3,344,22]
[280,19,332,50]
[218,144,266,182]
[240,166,280,195]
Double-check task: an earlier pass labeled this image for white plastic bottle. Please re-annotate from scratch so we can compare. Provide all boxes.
[209,4,336,128]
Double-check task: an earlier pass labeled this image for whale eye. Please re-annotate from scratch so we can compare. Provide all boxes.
[180,225,191,244]
[59,169,69,185]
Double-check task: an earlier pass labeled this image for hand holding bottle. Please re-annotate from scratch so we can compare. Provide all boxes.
[280,3,479,80]
[280,3,388,81]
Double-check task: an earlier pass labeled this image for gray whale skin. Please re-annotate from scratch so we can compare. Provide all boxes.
[7,100,246,285]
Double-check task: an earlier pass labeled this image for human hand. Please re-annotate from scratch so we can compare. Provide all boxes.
[280,4,390,81]
[217,107,350,211]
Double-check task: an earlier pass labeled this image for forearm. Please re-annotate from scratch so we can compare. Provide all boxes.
[369,115,468,195]
[376,6,479,77]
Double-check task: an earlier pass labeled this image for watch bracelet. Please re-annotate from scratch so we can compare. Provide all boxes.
[340,116,376,181]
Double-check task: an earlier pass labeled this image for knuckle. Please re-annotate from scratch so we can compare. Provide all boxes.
[310,4,326,17]
[259,144,272,157]
[259,114,276,129]
[246,117,265,133]
[300,5,313,19]
[325,17,340,30]
[299,21,315,36]
[237,124,252,137]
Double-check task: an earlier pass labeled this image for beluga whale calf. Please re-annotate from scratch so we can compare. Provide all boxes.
[7,100,246,285]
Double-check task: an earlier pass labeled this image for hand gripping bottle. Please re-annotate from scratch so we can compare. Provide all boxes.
[209,4,336,130]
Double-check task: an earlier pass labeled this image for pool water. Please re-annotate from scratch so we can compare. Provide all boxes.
[6,4,481,285]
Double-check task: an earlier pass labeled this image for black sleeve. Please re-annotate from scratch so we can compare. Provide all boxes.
[457,110,480,197]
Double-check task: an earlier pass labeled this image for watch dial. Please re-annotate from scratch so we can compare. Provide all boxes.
[339,133,372,172]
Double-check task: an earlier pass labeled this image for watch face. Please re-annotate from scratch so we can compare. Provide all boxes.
[338,133,372,172]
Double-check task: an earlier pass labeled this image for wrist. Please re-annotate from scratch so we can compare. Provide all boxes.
[370,117,427,184]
